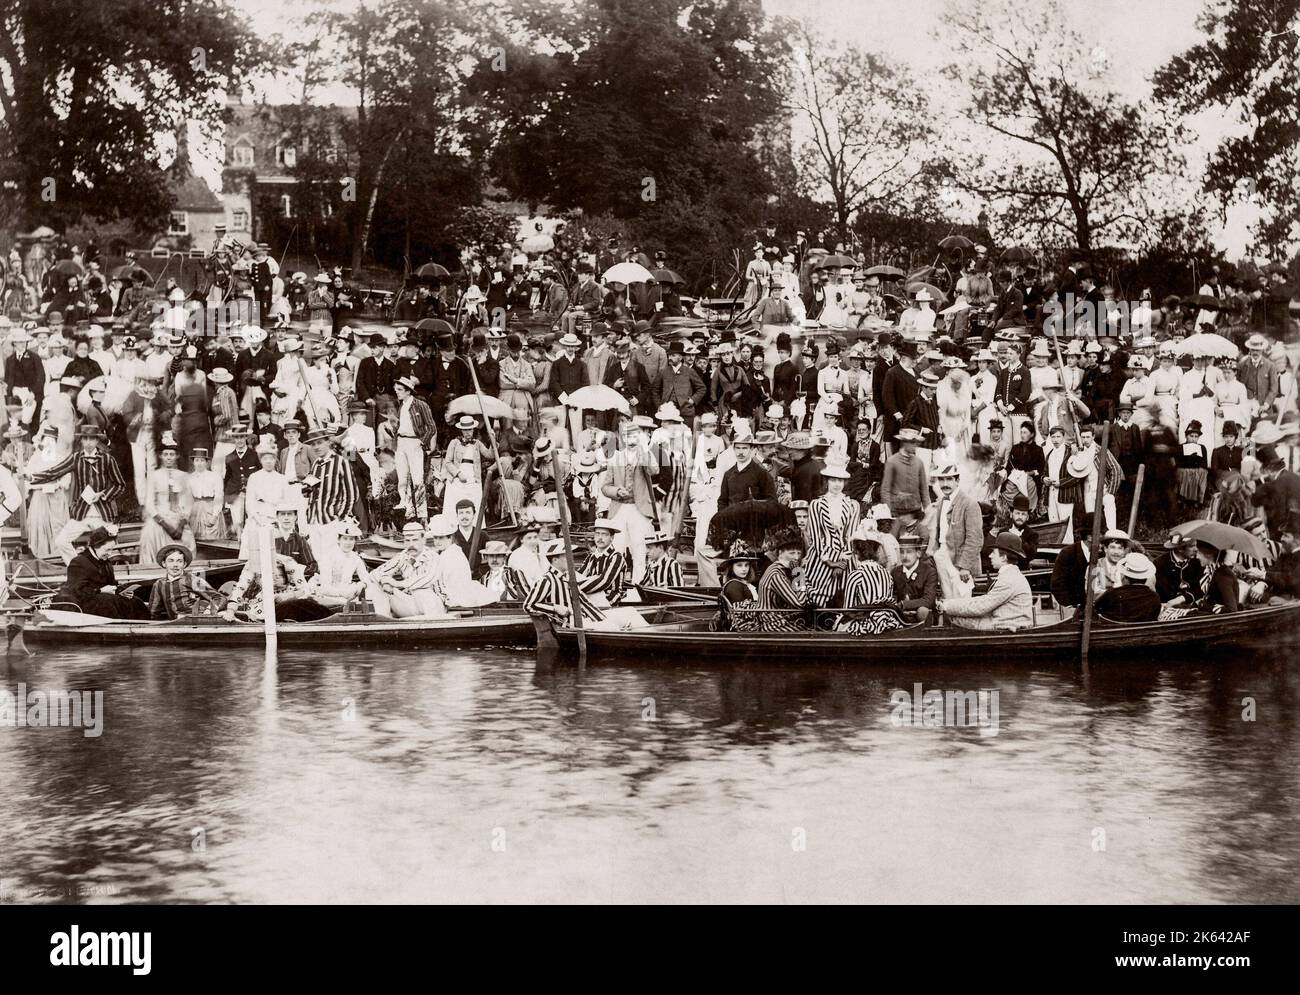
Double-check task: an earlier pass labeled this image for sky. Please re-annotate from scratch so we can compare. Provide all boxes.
[211,0,1258,254]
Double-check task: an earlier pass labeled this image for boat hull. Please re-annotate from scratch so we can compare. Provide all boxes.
[548,601,1300,664]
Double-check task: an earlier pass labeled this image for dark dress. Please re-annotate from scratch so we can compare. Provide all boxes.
[55,550,150,619]
[175,382,213,472]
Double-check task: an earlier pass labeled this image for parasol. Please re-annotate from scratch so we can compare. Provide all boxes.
[651,268,686,286]
[414,317,455,337]
[1175,332,1239,359]
[51,259,84,278]
[1171,520,1272,561]
[564,384,630,414]
[521,234,554,254]
[865,265,904,278]
[1184,294,1222,311]
[602,262,655,285]
[111,263,152,284]
[707,499,797,550]
[938,235,973,251]
[1000,246,1035,263]
[446,394,513,422]
[414,262,449,279]
[905,281,949,305]
[816,253,857,270]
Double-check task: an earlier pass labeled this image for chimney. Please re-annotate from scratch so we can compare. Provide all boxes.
[172,120,190,179]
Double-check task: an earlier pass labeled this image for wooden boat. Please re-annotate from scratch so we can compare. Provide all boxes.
[4,558,247,602]
[15,598,700,650]
[541,600,1300,664]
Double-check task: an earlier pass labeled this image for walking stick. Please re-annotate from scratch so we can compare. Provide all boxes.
[551,447,587,662]
[1080,422,1112,667]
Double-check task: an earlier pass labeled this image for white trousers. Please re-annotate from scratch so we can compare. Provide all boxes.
[395,437,426,520]
[610,503,652,583]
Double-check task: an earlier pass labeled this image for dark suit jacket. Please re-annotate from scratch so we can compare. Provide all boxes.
[892,561,939,613]
[603,358,649,413]
[1154,551,1205,604]
[548,354,587,399]
[1095,584,1161,622]
[717,461,776,510]
[1050,541,1090,607]
[881,363,918,440]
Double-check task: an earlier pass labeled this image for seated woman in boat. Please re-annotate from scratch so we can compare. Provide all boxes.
[643,532,684,588]
[1193,539,1240,613]
[524,539,646,631]
[479,541,514,601]
[222,556,333,623]
[838,527,903,634]
[1088,528,1133,599]
[424,515,498,609]
[53,527,150,619]
[936,533,1033,631]
[148,543,225,620]
[717,539,761,632]
[307,519,372,608]
[1094,552,1161,623]
[506,520,546,599]
[754,525,814,632]
[366,521,442,618]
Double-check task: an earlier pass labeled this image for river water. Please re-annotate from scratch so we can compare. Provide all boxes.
[2,640,1298,904]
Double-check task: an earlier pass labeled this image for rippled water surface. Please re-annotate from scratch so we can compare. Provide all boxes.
[2,639,1298,904]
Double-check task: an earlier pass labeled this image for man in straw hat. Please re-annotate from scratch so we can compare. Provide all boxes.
[936,532,1033,631]
[304,425,360,558]
[881,427,930,531]
[925,461,982,598]
[392,374,435,522]
[1093,551,1161,622]
[601,419,659,582]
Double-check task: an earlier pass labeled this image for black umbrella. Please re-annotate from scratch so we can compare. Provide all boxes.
[111,263,152,284]
[1000,246,1035,263]
[51,259,84,278]
[866,265,904,278]
[1184,294,1222,311]
[816,253,857,270]
[415,262,449,279]
[414,317,455,335]
[707,499,797,550]
[650,268,685,286]
[938,235,973,251]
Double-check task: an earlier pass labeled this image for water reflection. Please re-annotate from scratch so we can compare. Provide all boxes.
[1,642,1297,903]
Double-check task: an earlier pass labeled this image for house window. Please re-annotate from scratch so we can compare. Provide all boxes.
[280,194,292,218]
[168,211,189,235]
[275,143,297,168]
[232,209,249,231]
[231,138,254,166]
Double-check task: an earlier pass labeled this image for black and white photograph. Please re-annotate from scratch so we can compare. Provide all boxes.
[0,0,1297,928]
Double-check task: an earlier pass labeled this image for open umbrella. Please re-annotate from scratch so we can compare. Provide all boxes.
[938,235,973,251]
[602,261,655,285]
[707,499,797,550]
[815,253,857,270]
[446,394,513,422]
[904,281,949,305]
[1175,332,1239,359]
[1171,520,1273,562]
[414,262,449,279]
[1000,246,1035,263]
[865,265,904,278]
[111,263,152,284]
[564,384,630,415]
[651,268,685,286]
[51,259,84,278]
[1184,294,1222,311]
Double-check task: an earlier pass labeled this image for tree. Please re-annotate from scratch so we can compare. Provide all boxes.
[0,0,266,232]
[939,0,1194,252]
[788,22,936,241]
[1154,0,1300,254]
[465,0,790,275]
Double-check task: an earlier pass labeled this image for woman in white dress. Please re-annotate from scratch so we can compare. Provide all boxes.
[1213,358,1251,443]
[308,520,372,607]
[137,435,195,565]
[1179,354,1221,451]
[1146,347,1183,427]
[425,515,497,608]
[187,448,227,540]
[743,247,771,312]
[442,417,493,515]
[970,349,999,444]
[1120,356,1153,429]
[268,338,308,426]
[936,356,973,464]
[23,424,69,559]
[304,347,341,428]
[506,521,547,598]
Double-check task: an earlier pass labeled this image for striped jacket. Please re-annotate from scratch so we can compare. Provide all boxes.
[398,396,436,447]
[523,568,605,624]
[30,449,127,521]
[643,557,683,588]
[579,547,626,603]
[306,450,358,525]
[804,493,860,605]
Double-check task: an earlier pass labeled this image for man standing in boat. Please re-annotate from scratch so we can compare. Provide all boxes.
[303,427,359,559]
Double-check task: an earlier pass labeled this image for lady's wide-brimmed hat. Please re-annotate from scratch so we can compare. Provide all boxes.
[763,524,806,554]
[720,538,760,568]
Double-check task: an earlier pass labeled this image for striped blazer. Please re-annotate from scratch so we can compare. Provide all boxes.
[307,450,359,525]
[523,568,605,624]
[804,493,860,604]
[579,547,626,604]
[644,557,683,588]
[30,449,127,521]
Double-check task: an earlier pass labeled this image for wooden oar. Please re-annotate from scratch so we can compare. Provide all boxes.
[465,355,517,526]
[551,448,586,662]
[1127,464,1146,537]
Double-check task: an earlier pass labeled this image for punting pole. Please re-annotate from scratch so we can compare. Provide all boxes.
[1126,464,1146,538]
[466,356,517,526]
[258,524,278,656]
[1080,422,1111,666]
[550,448,587,662]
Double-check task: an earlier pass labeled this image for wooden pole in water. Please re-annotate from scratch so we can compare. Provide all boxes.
[550,448,587,661]
[1126,464,1146,538]
[258,523,278,656]
[1080,422,1111,665]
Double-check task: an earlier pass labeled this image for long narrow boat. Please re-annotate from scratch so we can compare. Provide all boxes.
[15,599,698,650]
[4,559,247,601]
[541,600,1300,663]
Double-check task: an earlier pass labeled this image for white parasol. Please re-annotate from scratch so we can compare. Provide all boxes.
[1175,332,1239,359]
[564,384,631,415]
[602,262,655,285]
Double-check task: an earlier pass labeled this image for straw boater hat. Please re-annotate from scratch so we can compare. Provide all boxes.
[917,370,941,389]
[479,540,511,558]
[895,427,925,444]
[279,337,304,353]
[1245,333,1267,350]
[655,402,682,422]
[401,521,425,538]
[558,332,581,348]
[242,325,268,345]
[782,430,813,451]
[77,424,103,438]
[155,543,194,567]
[1102,528,1131,547]
[592,518,623,533]
[425,515,456,537]
[1121,552,1156,582]
[1163,531,1197,551]
[1066,450,1095,479]
[974,347,996,362]
[931,462,960,480]
[914,288,934,303]
[645,532,672,546]
[314,272,332,285]
[752,430,779,446]
[304,427,333,445]
[454,415,478,431]
[208,367,233,384]
[869,503,893,521]
[540,539,567,559]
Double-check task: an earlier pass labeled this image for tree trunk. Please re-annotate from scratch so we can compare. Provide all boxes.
[350,132,400,274]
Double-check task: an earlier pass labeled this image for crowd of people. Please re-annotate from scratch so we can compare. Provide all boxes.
[2,226,1300,635]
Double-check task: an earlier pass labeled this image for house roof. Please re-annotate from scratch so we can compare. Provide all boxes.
[171,171,223,213]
